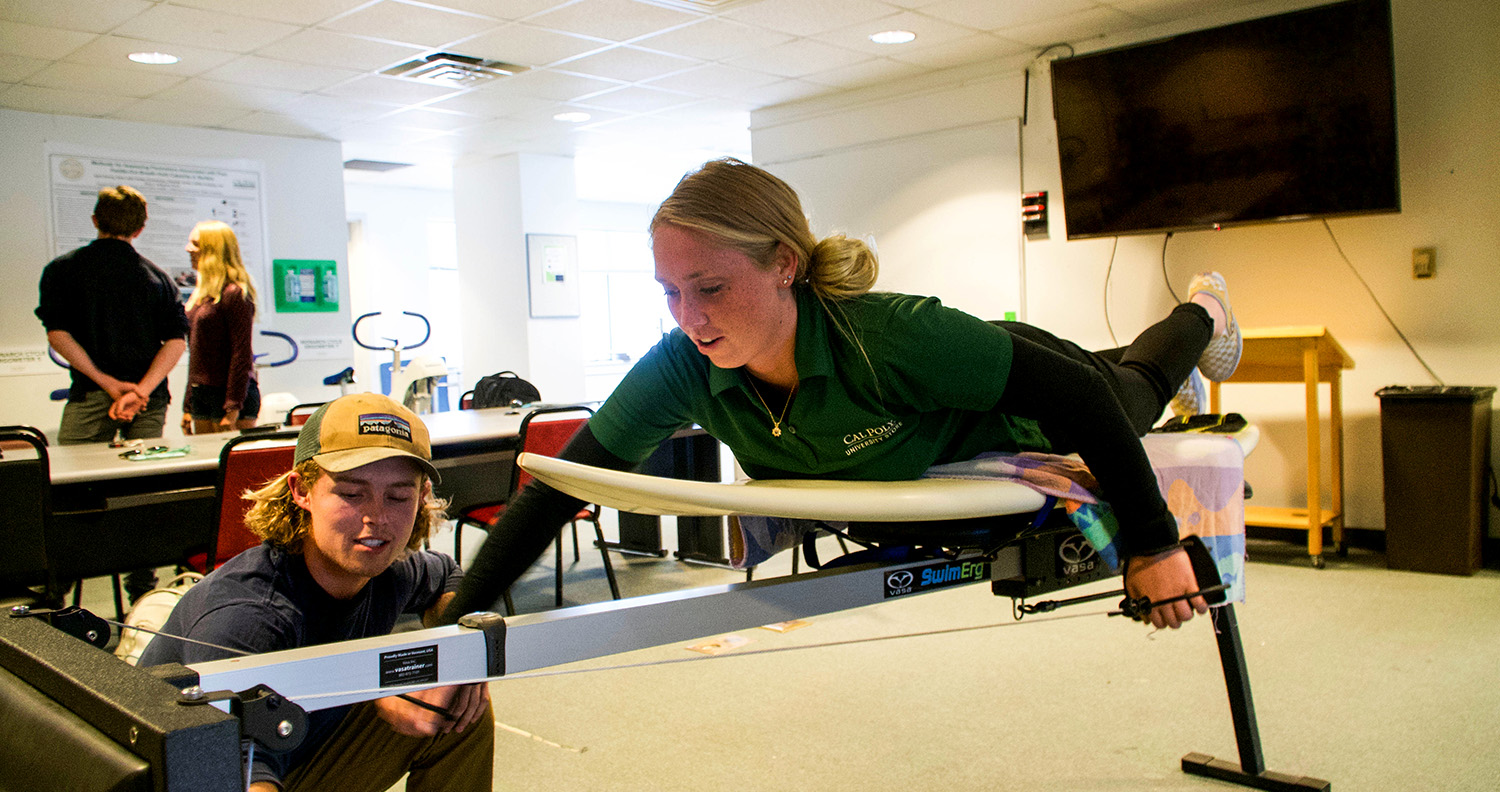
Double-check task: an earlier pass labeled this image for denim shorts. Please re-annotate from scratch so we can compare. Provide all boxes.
[186,380,261,420]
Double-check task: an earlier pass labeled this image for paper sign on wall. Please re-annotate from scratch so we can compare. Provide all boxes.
[526,234,580,318]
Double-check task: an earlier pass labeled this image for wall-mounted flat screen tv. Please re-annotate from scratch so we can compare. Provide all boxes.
[1050,0,1398,239]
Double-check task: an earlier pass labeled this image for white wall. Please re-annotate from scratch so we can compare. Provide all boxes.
[0,108,350,436]
[344,181,458,401]
[752,0,1500,536]
[453,152,586,404]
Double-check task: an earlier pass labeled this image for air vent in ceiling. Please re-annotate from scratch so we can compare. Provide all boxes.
[382,53,528,87]
[344,159,413,172]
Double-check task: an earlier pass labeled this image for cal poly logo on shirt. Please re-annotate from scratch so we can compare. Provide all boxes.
[358,412,412,442]
[842,419,903,457]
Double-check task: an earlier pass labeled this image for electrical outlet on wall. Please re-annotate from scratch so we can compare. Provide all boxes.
[1413,247,1436,279]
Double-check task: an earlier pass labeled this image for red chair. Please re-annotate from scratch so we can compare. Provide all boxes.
[185,431,299,573]
[285,403,325,427]
[458,390,475,410]
[453,406,619,612]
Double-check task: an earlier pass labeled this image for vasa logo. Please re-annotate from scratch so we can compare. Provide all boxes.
[883,560,988,598]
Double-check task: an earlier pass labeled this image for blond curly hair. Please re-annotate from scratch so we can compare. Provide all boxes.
[242,459,447,557]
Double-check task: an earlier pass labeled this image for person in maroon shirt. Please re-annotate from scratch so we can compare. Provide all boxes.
[181,220,262,434]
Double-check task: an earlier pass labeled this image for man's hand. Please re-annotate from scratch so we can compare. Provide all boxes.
[100,376,133,402]
[373,683,490,738]
[109,390,147,422]
[181,412,194,434]
[217,409,240,431]
[1124,546,1207,630]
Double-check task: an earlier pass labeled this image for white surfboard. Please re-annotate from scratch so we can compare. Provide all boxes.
[516,424,1257,523]
[516,452,1048,522]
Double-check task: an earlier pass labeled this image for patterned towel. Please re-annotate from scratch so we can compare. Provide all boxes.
[729,434,1248,604]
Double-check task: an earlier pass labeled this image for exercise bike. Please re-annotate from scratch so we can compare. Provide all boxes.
[352,311,449,414]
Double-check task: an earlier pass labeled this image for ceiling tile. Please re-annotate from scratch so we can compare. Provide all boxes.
[450,116,542,142]
[320,74,467,106]
[277,92,396,121]
[802,56,925,89]
[1000,6,1140,47]
[170,0,372,27]
[918,0,1099,31]
[219,111,343,138]
[562,46,698,83]
[817,10,978,55]
[525,104,629,126]
[255,29,426,71]
[889,32,1029,70]
[0,0,155,35]
[735,77,828,107]
[319,0,502,49]
[62,35,240,77]
[503,69,623,101]
[0,83,136,116]
[420,0,564,21]
[25,61,185,99]
[1107,0,1261,25]
[459,23,612,68]
[647,98,752,129]
[723,0,904,38]
[328,122,450,146]
[150,78,305,112]
[725,37,873,79]
[378,106,484,132]
[632,17,793,62]
[526,0,700,43]
[207,55,363,92]
[0,22,96,60]
[575,85,695,113]
[109,99,250,128]
[0,53,48,83]
[112,5,301,53]
[422,84,556,118]
[642,63,781,98]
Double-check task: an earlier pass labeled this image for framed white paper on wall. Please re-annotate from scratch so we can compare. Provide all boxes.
[526,234,580,318]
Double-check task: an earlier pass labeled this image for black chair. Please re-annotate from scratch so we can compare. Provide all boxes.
[0,427,58,612]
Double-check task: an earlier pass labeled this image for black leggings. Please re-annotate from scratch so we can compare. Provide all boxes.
[995,302,1211,436]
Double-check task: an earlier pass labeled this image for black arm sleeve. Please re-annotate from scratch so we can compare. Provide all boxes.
[440,423,634,623]
[995,333,1180,558]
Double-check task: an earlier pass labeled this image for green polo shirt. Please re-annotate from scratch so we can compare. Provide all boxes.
[589,289,1048,481]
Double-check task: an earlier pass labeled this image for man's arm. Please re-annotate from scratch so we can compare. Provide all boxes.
[110,338,185,421]
[47,330,132,400]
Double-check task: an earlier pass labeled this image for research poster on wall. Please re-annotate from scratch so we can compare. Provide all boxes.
[46,149,267,304]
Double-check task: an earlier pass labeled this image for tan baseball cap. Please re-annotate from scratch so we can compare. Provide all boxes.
[294,393,440,482]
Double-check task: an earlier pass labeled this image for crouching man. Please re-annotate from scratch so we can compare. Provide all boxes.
[140,393,493,790]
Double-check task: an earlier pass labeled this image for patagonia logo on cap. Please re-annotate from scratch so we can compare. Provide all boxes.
[358,413,412,443]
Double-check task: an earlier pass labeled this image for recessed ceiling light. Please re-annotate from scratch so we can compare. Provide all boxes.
[554,112,591,123]
[869,30,917,45]
[128,51,180,65]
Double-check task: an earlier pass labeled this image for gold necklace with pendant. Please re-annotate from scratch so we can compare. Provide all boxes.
[748,379,796,437]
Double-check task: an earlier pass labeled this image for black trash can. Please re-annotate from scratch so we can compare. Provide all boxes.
[1377,385,1495,575]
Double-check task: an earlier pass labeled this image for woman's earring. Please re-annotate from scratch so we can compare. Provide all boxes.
[783,275,793,285]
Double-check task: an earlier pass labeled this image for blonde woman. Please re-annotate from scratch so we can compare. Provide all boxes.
[447,158,1244,631]
[181,221,261,433]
